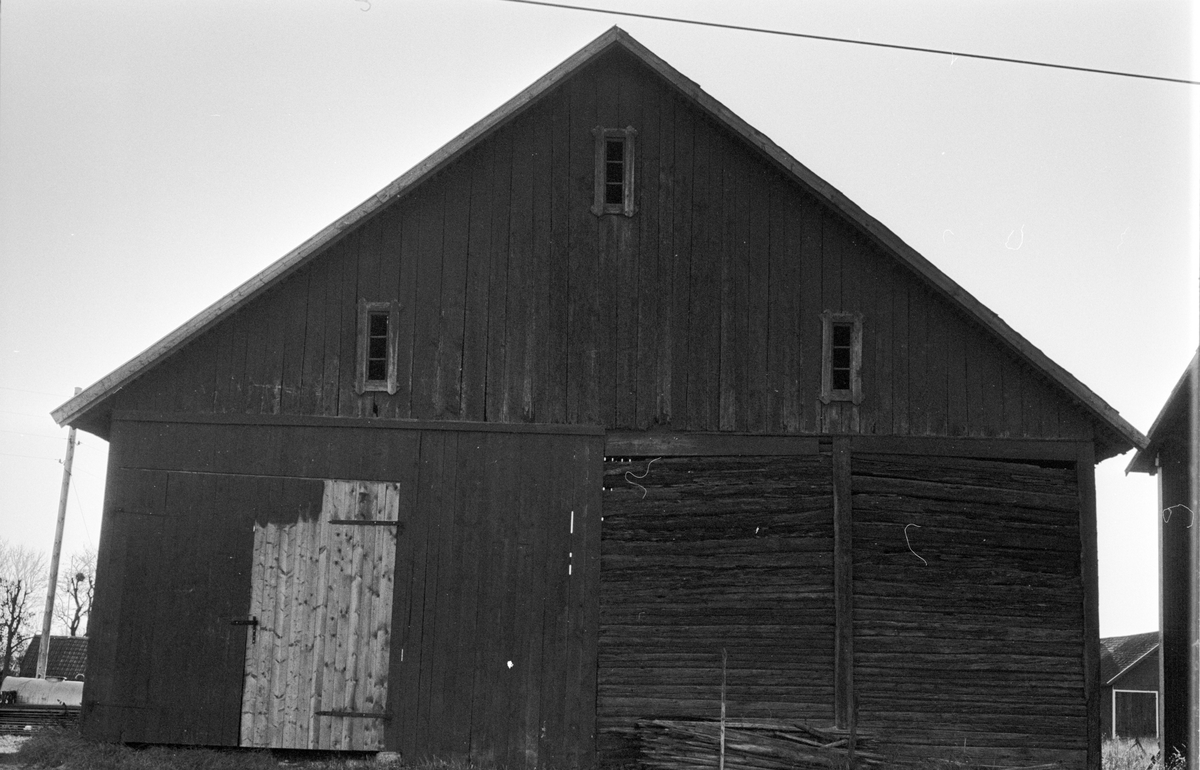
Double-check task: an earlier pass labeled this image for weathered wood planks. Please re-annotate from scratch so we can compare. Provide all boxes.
[239,479,398,751]
[851,452,1087,766]
[598,455,836,764]
[110,47,1098,447]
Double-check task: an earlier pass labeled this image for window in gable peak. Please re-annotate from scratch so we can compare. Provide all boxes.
[356,299,401,395]
[592,126,637,217]
[820,311,863,405]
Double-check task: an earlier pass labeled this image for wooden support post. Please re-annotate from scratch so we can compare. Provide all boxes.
[1190,353,1199,770]
[37,387,80,679]
[832,437,854,734]
[1075,443,1100,770]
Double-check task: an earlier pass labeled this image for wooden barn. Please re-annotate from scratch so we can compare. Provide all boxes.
[52,28,1146,769]
[1127,351,1198,764]
[1098,632,1160,740]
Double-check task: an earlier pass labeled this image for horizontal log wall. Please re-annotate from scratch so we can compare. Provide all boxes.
[851,453,1086,767]
[112,49,1092,443]
[598,454,835,763]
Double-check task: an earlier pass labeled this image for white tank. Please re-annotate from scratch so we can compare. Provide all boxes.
[0,676,83,707]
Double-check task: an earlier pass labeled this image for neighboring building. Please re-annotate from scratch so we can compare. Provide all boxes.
[51,28,1146,769]
[1128,351,1199,764]
[17,636,88,680]
[1099,632,1159,739]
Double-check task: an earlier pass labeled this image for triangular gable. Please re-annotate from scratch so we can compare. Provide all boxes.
[51,27,1145,457]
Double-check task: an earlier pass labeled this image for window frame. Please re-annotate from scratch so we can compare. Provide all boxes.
[820,310,863,405]
[1112,688,1159,739]
[356,299,401,395]
[591,126,637,217]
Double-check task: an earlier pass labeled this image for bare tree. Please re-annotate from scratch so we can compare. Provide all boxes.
[54,548,96,637]
[0,540,47,678]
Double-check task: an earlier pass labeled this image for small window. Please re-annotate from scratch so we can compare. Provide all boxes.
[820,311,863,404]
[592,126,636,217]
[356,299,401,395]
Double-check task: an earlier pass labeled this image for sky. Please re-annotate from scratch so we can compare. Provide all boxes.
[0,0,1197,637]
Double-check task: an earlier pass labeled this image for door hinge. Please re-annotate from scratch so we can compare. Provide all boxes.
[231,616,259,642]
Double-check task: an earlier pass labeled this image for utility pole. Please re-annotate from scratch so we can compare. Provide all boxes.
[37,386,80,678]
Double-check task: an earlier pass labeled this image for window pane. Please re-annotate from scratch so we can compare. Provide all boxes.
[832,347,851,369]
[367,359,387,382]
[832,323,852,347]
[605,182,623,206]
[369,337,387,359]
[369,313,389,336]
[832,369,851,391]
[606,138,624,163]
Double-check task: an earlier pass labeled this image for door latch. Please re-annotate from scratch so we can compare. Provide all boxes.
[231,616,259,642]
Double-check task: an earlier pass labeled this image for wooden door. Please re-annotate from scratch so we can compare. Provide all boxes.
[240,479,399,750]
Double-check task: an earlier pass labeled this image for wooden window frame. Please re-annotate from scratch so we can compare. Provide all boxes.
[356,299,401,395]
[820,311,863,405]
[1111,688,1159,739]
[591,126,637,217]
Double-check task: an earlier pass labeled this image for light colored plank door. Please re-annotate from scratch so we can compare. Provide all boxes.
[240,479,399,750]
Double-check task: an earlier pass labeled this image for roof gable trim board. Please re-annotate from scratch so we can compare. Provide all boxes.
[50,27,1146,456]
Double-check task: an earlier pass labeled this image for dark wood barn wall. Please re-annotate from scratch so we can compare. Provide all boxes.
[86,416,602,768]
[1159,437,1195,757]
[851,453,1085,765]
[113,50,1092,442]
[595,446,1090,769]
[598,454,835,761]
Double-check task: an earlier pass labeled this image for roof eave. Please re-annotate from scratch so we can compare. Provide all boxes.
[1127,350,1198,474]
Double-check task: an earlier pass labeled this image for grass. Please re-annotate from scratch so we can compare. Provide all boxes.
[1103,738,1187,770]
[13,727,412,770]
[13,728,1191,770]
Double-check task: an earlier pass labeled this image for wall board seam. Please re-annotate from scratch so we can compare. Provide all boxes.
[111,410,604,436]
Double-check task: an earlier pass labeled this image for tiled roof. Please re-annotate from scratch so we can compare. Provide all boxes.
[18,636,88,680]
[1100,631,1159,685]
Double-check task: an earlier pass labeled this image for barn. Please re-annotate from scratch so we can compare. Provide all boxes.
[1127,351,1198,763]
[1098,632,1159,740]
[52,27,1145,769]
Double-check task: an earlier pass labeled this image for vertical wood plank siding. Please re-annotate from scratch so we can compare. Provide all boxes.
[597,455,835,763]
[111,50,1092,443]
[85,419,601,769]
[851,453,1087,768]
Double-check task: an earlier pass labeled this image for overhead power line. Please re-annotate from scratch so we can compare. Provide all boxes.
[501,0,1200,86]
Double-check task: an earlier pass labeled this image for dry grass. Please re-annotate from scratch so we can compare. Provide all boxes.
[13,728,503,770]
[15,727,278,770]
[14,728,1191,770]
[1103,738,1187,770]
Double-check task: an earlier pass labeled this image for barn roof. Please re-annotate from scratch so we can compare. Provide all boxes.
[1099,631,1159,685]
[50,27,1145,458]
[18,636,88,680]
[1127,349,1197,474]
